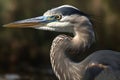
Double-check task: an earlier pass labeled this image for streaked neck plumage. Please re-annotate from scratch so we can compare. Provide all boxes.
[50,16,95,80]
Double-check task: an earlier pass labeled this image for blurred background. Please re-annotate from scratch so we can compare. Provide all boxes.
[0,0,120,80]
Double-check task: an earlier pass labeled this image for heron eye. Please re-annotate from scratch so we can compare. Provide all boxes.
[54,15,62,20]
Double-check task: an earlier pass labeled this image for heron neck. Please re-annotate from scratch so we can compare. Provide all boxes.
[72,26,94,49]
[50,24,94,80]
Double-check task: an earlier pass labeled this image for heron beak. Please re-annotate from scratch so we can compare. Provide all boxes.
[3,16,56,28]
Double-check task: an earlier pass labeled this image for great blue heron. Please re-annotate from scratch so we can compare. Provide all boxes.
[4,5,120,80]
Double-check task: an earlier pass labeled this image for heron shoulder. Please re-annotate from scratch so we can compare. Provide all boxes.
[82,50,120,70]
[83,61,120,80]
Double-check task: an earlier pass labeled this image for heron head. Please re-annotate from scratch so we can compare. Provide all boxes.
[3,5,91,33]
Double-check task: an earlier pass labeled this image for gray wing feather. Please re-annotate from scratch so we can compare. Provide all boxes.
[81,50,120,80]
[95,68,120,80]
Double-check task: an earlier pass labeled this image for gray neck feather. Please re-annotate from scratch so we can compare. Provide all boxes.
[50,17,95,80]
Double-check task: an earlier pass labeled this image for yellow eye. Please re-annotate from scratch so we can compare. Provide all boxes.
[54,15,62,20]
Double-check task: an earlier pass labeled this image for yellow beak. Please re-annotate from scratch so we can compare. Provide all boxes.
[3,16,53,28]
